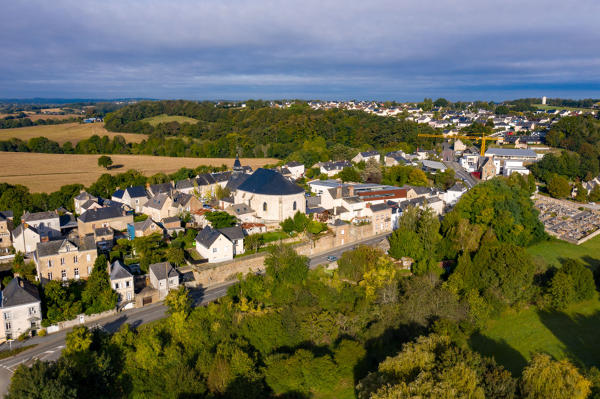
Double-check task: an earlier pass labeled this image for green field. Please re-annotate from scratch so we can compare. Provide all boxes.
[141,114,200,126]
[533,104,595,112]
[470,298,600,375]
[527,235,600,270]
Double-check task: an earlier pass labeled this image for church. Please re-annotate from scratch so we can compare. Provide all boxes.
[234,168,306,223]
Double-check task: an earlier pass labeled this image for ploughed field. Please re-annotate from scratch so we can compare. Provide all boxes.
[0,122,148,144]
[0,152,277,192]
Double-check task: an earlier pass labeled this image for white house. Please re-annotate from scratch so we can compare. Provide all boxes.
[319,161,352,177]
[0,277,42,340]
[149,262,179,300]
[217,226,245,257]
[11,224,41,254]
[284,162,305,180]
[195,226,234,263]
[443,183,468,205]
[109,260,135,309]
[22,211,61,239]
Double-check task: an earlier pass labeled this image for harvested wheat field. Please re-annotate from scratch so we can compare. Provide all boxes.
[0,152,277,192]
[0,122,148,144]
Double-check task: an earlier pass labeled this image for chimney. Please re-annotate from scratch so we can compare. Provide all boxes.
[336,186,342,198]
[348,185,354,196]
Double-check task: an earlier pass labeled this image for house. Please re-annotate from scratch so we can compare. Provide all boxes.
[480,158,497,181]
[319,161,352,177]
[22,211,61,239]
[109,260,134,309]
[74,191,98,215]
[175,174,217,198]
[225,203,258,223]
[112,186,148,213]
[443,183,468,205]
[217,226,245,256]
[11,224,41,254]
[127,218,163,240]
[0,211,13,254]
[484,148,538,162]
[284,162,305,179]
[241,222,267,235]
[34,236,98,283]
[0,278,42,340]
[195,226,234,263]
[234,168,306,223]
[162,216,184,236]
[142,193,173,222]
[352,151,380,164]
[149,262,179,300]
[78,199,103,215]
[147,182,174,197]
[77,206,133,236]
[453,140,467,152]
[366,203,393,235]
[384,151,412,167]
[170,192,202,215]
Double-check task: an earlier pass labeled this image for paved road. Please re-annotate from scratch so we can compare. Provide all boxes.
[443,161,478,188]
[0,234,389,395]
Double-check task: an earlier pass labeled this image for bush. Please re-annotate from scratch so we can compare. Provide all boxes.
[17,332,29,341]
[38,329,47,337]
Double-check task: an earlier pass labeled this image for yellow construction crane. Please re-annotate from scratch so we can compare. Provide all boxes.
[418,133,500,156]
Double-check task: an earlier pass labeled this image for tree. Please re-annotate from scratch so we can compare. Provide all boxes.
[81,254,118,314]
[337,246,381,282]
[280,217,295,234]
[547,174,571,198]
[407,168,428,186]
[205,211,237,228]
[7,360,76,399]
[361,158,382,183]
[589,185,600,202]
[336,167,361,182]
[167,246,186,266]
[433,98,450,107]
[521,353,591,399]
[244,234,264,253]
[97,155,113,169]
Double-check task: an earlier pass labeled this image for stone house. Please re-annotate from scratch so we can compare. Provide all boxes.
[34,236,97,283]
[22,211,61,239]
[170,192,202,215]
[147,182,174,197]
[77,206,133,236]
[352,151,381,164]
[74,191,98,215]
[480,157,497,181]
[127,219,163,239]
[142,193,173,222]
[0,278,42,340]
[109,260,134,309]
[0,211,13,254]
[149,262,179,300]
[112,186,148,213]
[366,203,393,235]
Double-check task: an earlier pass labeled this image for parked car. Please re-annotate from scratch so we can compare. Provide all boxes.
[326,255,337,262]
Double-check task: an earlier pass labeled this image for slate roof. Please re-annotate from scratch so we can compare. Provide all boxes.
[11,223,39,238]
[78,206,124,223]
[80,199,97,210]
[175,178,195,191]
[218,226,244,241]
[94,227,113,236]
[448,183,466,192]
[133,218,158,232]
[1,278,40,308]
[196,173,216,186]
[237,168,304,195]
[112,189,125,199]
[125,186,148,198]
[110,260,133,280]
[195,226,222,248]
[370,203,390,212]
[421,160,447,170]
[321,161,351,171]
[359,151,380,157]
[59,214,77,229]
[23,211,58,222]
[74,192,95,201]
[145,193,170,210]
[0,211,13,221]
[228,204,254,215]
[225,172,250,191]
[149,262,178,280]
[162,216,180,224]
[285,161,303,167]
[171,192,193,207]
[36,236,96,257]
[149,182,173,195]
[211,171,232,183]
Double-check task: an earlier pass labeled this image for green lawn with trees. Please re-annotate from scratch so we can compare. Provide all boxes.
[527,235,600,270]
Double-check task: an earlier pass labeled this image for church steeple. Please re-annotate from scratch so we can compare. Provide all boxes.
[233,154,243,173]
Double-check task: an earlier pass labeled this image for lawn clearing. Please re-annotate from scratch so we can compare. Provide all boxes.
[0,152,277,192]
[470,297,600,375]
[141,114,200,126]
[533,104,595,112]
[0,122,147,144]
[527,235,600,270]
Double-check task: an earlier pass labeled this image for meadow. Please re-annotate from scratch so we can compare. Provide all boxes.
[0,152,277,192]
[527,235,600,270]
[0,122,148,144]
[141,114,200,126]
[533,104,595,112]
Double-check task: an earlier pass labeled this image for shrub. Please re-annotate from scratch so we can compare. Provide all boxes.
[38,329,47,337]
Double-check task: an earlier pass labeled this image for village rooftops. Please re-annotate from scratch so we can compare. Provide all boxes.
[23,211,58,222]
[0,277,40,308]
[144,193,169,210]
[78,206,125,223]
[36,235,96,257]
[237,168,304,195]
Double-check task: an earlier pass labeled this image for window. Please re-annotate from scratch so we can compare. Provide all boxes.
[73,256,78,263]
[126,281,130,288]
[74,268,79,279]
[86,254,91,262]
[61,270,67,280]
[293,201,297,211]
[3,312,11,320]
[126,292,132,301]
[5,322,11,331]
[60,257,65,265]
[114,282,120,289]
[47,260,53,268]
[48,272,53,280]
[88,266,92,274]
[263,202,267,211]
[28,307,36,315]
[212,248,217,253]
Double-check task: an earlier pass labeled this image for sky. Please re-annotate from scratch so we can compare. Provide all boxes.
[1,0,599,101]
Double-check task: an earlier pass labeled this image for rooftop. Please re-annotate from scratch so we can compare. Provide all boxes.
[1,277,40,308]
[237,168,304,196]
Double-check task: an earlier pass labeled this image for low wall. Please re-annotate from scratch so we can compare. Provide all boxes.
[46,309,118,334]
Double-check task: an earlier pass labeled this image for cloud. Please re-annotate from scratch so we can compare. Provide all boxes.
[1,0,599,100]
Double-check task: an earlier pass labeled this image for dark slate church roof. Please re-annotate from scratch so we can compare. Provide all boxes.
[236,168,304,196]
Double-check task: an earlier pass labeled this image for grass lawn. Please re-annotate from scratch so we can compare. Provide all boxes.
[527,235,600,270]
[532,104,595,112]
[262,231,292,243]
[470,297,600,375]
[141,114,200,126]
